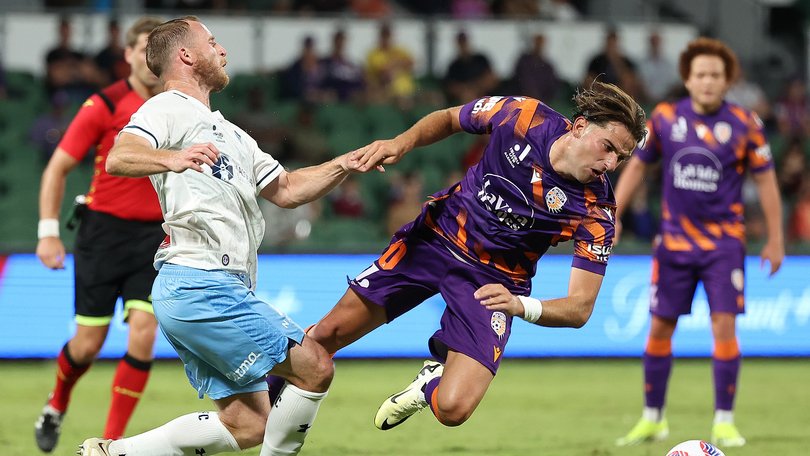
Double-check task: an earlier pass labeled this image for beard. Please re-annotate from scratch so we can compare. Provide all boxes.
[194,56,229,93]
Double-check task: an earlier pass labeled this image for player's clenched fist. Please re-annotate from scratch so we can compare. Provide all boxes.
[169,142,220,173]
[36,237,66,270]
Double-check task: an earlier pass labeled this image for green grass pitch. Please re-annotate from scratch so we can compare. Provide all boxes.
[1,358,807,455]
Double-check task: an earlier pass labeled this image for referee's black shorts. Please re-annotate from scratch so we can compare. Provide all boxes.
[73,209,165,325]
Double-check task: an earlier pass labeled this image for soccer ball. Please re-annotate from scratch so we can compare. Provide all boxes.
[666,440,726,456]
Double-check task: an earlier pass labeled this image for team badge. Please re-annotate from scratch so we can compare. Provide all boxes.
[714,122,732,144]
[545,186,567,213]
[490,311,507,338]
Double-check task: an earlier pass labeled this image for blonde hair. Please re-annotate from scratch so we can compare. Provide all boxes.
[145,15,199,77]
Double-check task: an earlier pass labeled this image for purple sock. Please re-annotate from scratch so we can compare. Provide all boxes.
[423,376,441,413]
[266,375,286,404]
[713,356,740,411]
[643,352,673,409]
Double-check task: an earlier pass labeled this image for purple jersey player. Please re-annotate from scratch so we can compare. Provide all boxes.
[614,38,784,448]
[288,82,647,431]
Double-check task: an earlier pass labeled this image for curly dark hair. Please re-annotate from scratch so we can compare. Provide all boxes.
[678,37,738,83]
[571,80,647,145]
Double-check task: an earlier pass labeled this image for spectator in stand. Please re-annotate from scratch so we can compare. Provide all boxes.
[331,175,366,218]
[385,171,424,236]
[320,29,365,103]
[492,0,539,16]
[45,16,98,103]
[638,31,680,104]
[280,35,324,103]
[94,19,128,86]
[282,102,332,167]
[232,86,284,158]
[726,68,772,128]
[776,136,807,201]
[365,22,416,103]
[774,77,810,139]
[584,27,643,100]
[444,31,498,104]
[28,91,74,163]
[511,33,560,103]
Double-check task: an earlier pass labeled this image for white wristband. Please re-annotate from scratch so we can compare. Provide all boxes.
[38,219,60,239]
[518,296,543,323]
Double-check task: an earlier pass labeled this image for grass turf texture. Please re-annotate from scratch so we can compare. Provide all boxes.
[1,358,807,455]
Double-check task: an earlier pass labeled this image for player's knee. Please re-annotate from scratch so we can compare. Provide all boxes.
[434,393,474,427]
[435,405,472,427]
[219,409,267,448]
[307,354,334,393]
[129,320,158,346]
[70,336,105,361]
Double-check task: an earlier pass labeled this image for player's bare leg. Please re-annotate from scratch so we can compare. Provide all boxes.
[375,350,493,429]
[710,312,745,447]
[309,288,389,354]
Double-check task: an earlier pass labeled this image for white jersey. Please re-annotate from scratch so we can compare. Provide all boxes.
[122,90,283,287]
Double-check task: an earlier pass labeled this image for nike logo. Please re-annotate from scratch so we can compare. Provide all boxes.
[380,415,412,431]
[389,389,410,404]
[493,346,502,362]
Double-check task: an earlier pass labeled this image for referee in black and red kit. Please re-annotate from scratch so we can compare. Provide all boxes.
[34,17,165,453]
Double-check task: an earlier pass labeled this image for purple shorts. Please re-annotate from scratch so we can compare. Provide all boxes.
[349,227,528,374]
[650,242,745,319]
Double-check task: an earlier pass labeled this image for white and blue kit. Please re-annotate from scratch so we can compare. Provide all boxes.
[122,90,305,399]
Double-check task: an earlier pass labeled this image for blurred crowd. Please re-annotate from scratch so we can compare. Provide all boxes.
[4,9,810,250]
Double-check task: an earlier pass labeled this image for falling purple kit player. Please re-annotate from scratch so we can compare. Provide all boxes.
[265,82,647,432]
[614,38,784,448]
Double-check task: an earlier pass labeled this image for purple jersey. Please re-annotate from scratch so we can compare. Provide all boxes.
[637,98,773,252]
[422,96,617,288]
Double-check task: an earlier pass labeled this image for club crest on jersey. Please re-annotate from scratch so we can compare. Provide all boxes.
[713,122,732,144]
[491,311,507,338]
[545,186,567,213]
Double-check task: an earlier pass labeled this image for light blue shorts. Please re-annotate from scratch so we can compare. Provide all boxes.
[152,263,305,400]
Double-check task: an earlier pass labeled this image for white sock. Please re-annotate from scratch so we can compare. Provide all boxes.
[642,406,663,422]
[714,409,734,424]
[109,411,240,456]
[260,384,328,456]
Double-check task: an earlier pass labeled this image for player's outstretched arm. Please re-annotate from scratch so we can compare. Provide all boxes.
[475,268,603,329]
[36,149,81,270]
[260,153,360,209]
[107,133,220,177]
[752,168,785,276]
[352,106,463,173]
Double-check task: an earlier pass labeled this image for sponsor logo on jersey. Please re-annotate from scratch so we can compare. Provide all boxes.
[212,154,234,181]
[671,116,688,142]
[545,186,567,213]
[471,96,504,114]
[755,143,772,161]
[503,143,532,168]
[530,167,542,184]
[477,176,532,230]
[587,243,612,263]
[227,351,262,381]
[671,147,722,193]
[491,311,507,338]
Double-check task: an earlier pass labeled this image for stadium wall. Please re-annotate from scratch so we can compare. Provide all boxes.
[1,253,808,359]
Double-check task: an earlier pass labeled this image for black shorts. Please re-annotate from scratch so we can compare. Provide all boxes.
[73,209,165,323]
